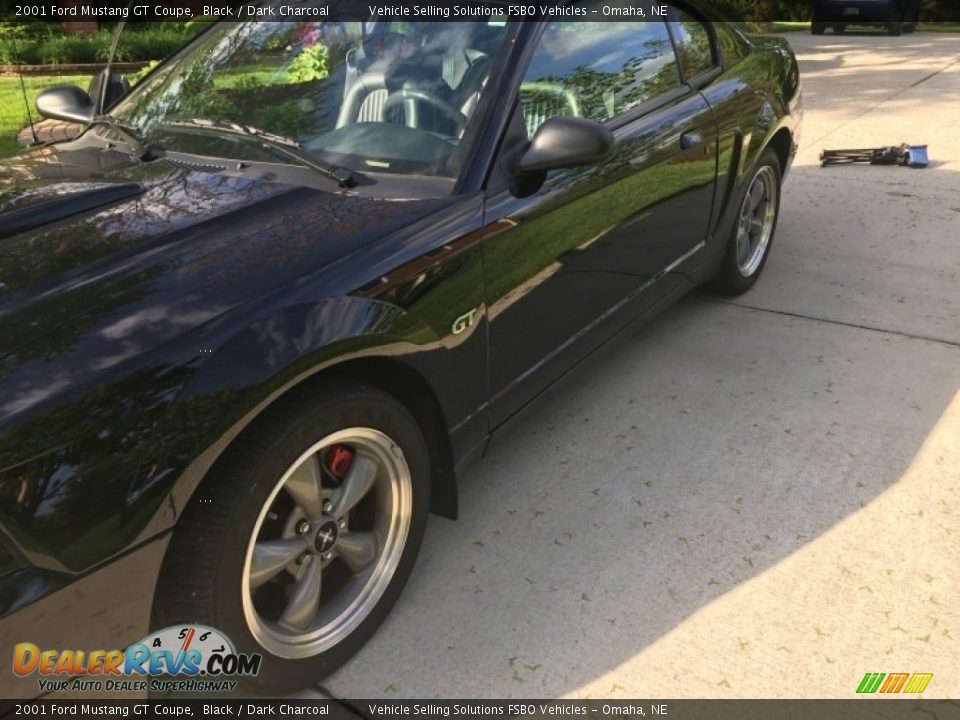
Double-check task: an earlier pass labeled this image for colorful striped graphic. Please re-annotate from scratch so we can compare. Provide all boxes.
[857,672,933,694]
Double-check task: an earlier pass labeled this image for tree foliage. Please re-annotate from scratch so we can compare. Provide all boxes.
[709,0,960,22]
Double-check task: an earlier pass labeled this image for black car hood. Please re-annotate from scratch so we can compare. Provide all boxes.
[0,178,145,240]
[0,141,449,420]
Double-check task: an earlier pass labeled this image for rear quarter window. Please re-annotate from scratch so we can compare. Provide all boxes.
[667,8,717,80]
[712,19,753,69]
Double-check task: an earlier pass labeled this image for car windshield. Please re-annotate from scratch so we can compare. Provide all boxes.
[107,15,513,178]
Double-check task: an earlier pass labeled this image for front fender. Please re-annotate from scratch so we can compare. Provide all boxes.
[178,296,414,400]
[143,295,434,535]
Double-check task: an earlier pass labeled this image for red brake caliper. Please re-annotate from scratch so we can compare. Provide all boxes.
[325,444,354,481]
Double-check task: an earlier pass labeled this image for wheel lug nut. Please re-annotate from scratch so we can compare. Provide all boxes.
[296,520,311,534]
[322,553,332,561]
[323,502,333,514]
[338,519,346,529]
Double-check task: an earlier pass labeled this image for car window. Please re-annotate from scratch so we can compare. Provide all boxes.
[712,17,751,69]
[109,18,512,178]
[667,8,716,80]
[520,8,680,137]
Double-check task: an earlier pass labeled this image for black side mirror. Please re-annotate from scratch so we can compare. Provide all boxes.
[88,69,131,114]
[513,116,615,175]
[36,86,95,124]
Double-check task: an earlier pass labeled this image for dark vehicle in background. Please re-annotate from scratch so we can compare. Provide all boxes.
[0,0,801,694]
[812,0,921,35]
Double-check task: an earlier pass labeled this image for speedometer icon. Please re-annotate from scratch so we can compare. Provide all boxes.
[138,625,235,669]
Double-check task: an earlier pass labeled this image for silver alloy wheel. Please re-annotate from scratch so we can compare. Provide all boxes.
[735,165,778,278]
[241,428,412,659]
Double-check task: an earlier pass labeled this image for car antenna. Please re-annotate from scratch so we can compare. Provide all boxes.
[108,16,127,69]
[16,55,39,146]
[97,0,138,112]
[102,12,129,107]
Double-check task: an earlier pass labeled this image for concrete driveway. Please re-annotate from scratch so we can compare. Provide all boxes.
[317,32,960,700]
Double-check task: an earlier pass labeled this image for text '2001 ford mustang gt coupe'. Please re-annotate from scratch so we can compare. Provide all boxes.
[0,1,800,694]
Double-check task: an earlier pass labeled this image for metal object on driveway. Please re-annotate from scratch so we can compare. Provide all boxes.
[820,144,929,168]
[904,145,929,168]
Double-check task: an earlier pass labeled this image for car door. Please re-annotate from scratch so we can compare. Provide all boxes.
[483,8,718,426]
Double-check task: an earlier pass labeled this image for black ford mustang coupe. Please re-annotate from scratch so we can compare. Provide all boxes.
[0,2,800,694]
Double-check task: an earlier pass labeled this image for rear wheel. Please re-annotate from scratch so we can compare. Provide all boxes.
[709,150,782,296]
[888,22,903,36]
[152,382,431,693]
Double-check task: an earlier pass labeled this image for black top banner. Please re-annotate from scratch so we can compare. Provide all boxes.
[0,0,800,23]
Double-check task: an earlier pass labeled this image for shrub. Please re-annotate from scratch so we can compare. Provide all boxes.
[126,59,160,86]
[921,0,960,21]
[0,22,65,41]
[50,35,113,64]
[713,0,960,22]
[116,28,189,62]
[287,44,329,83]
[0,26,190,65]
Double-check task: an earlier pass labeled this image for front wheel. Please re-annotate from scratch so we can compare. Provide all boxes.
[152,382,431,693]
[709,150,782,296]
[888,22,903,36]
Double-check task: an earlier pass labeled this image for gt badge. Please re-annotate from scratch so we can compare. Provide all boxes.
[451,308,478,335]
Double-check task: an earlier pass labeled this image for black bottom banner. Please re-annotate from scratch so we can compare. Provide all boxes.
[2,700,959,720]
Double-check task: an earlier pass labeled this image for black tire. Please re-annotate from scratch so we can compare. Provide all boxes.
[708,149,782,296]
[888,22,903,36]
[904,23,917,33]
[151,381,431,693]
[833,23,846,33]
[811,22,827,35]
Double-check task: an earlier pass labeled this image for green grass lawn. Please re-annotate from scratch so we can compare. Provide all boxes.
[771,21,812,32]
[917,22,960,32]
[829,22,960,32]
[773,21,960,33]
[769,21,960,33]
[0,74,91,159]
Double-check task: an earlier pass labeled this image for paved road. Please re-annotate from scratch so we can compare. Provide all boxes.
[315,32,960,700]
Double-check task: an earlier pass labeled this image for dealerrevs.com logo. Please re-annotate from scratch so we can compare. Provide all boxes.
[13,625,261,694]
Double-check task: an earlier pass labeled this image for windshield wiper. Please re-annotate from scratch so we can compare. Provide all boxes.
[89,115,156,161]
[167,118,357,188]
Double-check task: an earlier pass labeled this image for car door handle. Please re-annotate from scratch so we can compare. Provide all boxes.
[680,131,703,150]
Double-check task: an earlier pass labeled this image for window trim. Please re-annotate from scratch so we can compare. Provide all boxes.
[605,82,691,132]
[684,65,723,91]
[665,3,722,88]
